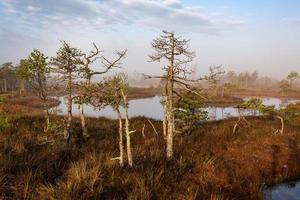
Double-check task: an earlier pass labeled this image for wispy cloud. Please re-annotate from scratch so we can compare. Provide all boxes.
[1,0,300,79]
[0,0,243,37]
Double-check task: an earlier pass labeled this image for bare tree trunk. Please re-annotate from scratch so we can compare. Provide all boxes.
[162,83,168,137]
[166,93,174,159]
[42,97,50,132]
[166,33,175,159]
[142,124,146,138]
[233,115,241,134]
[45,109,50,132]
[116,109,124,167]
[147,119,159,136]
[64,73,72,140]
[121,89,133,167]
[163,96,168,137]
[79,102,88,137]
[233,109,250,133]
[275,115,284,135]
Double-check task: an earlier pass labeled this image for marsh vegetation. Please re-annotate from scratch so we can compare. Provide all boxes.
[0,31,300,200]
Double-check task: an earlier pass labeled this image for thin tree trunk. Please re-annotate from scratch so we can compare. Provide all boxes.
[275,115,284,135]
[121,89,133,167]
[44,108,50,132]
[233,115,241,134]
[142,124,146,138]
[166,33,175,159]
[116,109,124,167]
[147,119,159,136]
[163,96,168,137]
[42,97,50,132]
[233,109,250,133]
[79,102,88,137]
[163,82,168,137]
[166,91,174,159]
[64,73,72,140]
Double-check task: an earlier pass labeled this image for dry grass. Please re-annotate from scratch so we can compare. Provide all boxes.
[231,88,300,99]
[0,114,299,199]
[204,95,243,107]
[2,93,59,116]
[1,94,300,199]
[128,87,159,100]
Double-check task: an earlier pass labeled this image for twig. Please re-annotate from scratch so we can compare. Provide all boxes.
[147,119,159,136]
[142,124,146,138]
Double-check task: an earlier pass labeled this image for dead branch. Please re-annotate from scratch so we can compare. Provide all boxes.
[147,119,159,136]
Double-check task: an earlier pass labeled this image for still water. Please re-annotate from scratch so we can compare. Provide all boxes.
[54,96,298,120]
[264,181,300,200]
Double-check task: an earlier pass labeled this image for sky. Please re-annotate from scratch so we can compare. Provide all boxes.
[0,0,300,79]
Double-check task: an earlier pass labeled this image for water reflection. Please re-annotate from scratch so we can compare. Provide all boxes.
[54,96,298,120]
[54,96,164,119]
[207,97,298,120]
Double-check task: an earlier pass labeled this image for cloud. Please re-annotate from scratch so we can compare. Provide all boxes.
[0,0,243,37]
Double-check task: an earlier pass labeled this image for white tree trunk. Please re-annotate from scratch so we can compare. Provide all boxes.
[116,109,124,167]
[79,103,88,137]
[121,89,133,167]
[166,72,174,159]
[142,124,146,138]
[163,96,168,137]
[275,115,284,135]
[166,33,175,160]
[64,96,72,139]
[166,96,174,159]
[233,115,241,134]
[44,109,50,132]
[64,74,72,140]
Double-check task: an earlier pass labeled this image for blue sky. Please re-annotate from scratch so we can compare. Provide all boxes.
[0,0,299,79]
